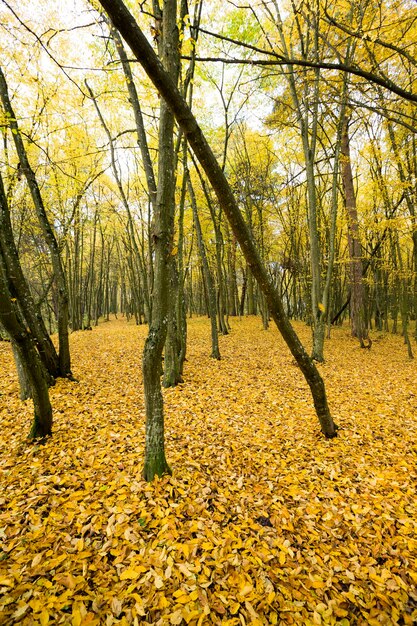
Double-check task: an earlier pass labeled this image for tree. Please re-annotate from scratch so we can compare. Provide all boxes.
[141,0,181,480]
[340,116,371,347]
[97,0,338,453]
[0,66,72,378]
[0,171,59,382]
[187,172,220,359]
[0,174,53,439]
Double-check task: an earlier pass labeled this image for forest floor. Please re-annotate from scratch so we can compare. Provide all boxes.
[0,317,416,626]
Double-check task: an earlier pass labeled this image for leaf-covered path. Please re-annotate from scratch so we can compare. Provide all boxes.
[0,318,416,625]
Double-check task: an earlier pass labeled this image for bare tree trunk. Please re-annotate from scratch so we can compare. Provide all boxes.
[142,0,180,480]
[340,118,370,348]
[188,175,220,359]
[394,236,414,359]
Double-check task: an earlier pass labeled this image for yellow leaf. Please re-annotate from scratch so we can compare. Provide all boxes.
[30,599,43,612]
[184,610,201,623]
[76,551,92,559]
[119,568,141,581]
[279,551,286,566]
[239,583,253,597]
[158,595,170,609]
[54,573,76,589]
[313,611,322,625]
[170,609,183,625]
[311,579,326,589]
[230,602,240,615]
[154,574,164,589]
[12,605,29,620]
[40,609,49,625]
[134,599,146,617]
[31,554,43,568]
[72,612,82,626]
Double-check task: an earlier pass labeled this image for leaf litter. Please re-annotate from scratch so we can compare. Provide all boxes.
[0,317,416,625]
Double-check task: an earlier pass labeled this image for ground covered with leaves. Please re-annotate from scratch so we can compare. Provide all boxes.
[0,317,416,626]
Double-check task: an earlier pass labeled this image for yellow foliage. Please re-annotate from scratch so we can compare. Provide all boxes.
[0,317,416,624]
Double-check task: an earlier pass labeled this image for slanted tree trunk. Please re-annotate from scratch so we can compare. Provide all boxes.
[0,172,59,380]
[195,168,229,334]
[109,23,157,322]
[0,67,71,377]
[412,229,417,339]
[187,174,220,359]
[174,152,189,378]
[86,81,152,324]
[340,118,370,348]
[99,0,337,442]
[110,25,157,210]
[394,236,414,359]
[0,255,52,439]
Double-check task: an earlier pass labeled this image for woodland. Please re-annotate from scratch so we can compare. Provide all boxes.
[0,0,417,624]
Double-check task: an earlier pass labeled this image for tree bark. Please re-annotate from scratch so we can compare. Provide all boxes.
[187,174,220,359]
[340,119,370,347]
[142,0,180,480]
[98,0,337,438]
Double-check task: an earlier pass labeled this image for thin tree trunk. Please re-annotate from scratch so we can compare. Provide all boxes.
[86,81,151,323]
[395,237,414,359]
[188,175,220,359]
[0,255,52,439]
[110,25,157,211]
[142,0,180,480]
[341,118,370,348]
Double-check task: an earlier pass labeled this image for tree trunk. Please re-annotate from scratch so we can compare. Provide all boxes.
[340,119,370,348]
[163,258,183,387]
[0,172,59,380]
[188,175,220,359]
[0,255,52,439]
[12,344,31,401]
[86,81,151,324]
[98,0,337,439]
[142,0,180,480]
